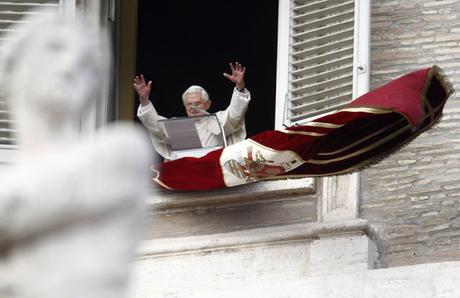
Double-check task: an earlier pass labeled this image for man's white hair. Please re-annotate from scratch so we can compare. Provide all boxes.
[181,85,210,103]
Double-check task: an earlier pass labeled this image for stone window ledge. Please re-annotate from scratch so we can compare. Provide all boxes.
[137,218,370,258]
[147,177,316,211]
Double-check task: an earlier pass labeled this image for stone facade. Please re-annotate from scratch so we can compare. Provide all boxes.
[361,0,460,268]
[2,1,455,297]
[132,2,460,297]
[146,178,318,239]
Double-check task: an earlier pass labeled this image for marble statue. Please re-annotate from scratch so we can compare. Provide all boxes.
[0,12,152,298]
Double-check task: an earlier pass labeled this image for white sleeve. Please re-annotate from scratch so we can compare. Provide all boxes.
[136,101,172,160]
[136,101,166,137]
[227,87,251,124]
[137,101,154,115]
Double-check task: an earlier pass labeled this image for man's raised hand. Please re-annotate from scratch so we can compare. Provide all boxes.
[133,74,152,105]
[223,62,246,91]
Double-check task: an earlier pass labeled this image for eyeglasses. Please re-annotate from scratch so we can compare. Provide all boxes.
[185,102,204,108]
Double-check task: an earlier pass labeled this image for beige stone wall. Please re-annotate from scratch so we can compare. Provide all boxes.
[146,179,319,239]
[360,0,460,268]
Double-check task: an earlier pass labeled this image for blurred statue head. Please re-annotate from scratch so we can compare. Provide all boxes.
[0,11,105,147]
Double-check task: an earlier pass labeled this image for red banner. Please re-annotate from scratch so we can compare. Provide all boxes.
[153,66,453,191]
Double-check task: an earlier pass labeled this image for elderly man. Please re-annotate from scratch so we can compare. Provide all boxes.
[133,62,251,160]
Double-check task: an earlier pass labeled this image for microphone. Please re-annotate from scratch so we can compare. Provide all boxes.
[190,103,209,115]
[190,103,227,147]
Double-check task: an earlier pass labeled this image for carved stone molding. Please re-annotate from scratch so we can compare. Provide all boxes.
[320,173,360,222]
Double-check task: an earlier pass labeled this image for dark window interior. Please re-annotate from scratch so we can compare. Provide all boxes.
[136,1,278,137]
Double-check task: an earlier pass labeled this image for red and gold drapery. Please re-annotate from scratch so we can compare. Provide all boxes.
[153,65,453,191]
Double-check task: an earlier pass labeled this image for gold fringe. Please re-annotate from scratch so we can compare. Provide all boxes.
[429,65,455,97]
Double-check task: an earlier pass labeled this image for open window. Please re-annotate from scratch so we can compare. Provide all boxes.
[57,0,370,236]
[134,1,278,138]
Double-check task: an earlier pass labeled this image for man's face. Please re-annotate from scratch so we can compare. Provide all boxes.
[184,92,211,117]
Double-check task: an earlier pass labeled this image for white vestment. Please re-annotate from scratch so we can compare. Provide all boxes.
[137,87,251,160]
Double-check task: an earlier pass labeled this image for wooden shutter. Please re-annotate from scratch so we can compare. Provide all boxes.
[0,0,61,150]
[282,0,369,126]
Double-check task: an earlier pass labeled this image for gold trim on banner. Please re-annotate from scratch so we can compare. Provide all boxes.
[340,107,394,114]
[153,178,173,190]
[311,125,436,176]
[306,124,411,165]
[420,66,453,124]
[316,102,444,159]
[278,130,326,137]
[318,117,407,156]
[246,139,306,162]
[423,65,454,102]
[280,108,393,137]
[423,95,435,124]
[319,100,450,176]
[303,122,345,129]
[151,166,174,190]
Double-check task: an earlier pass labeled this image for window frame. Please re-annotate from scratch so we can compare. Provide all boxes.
[275,0,371,222]
[142,0,371,221]
[275,0,371,129]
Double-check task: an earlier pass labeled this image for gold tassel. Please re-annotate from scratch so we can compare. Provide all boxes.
[429,65,455,97]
